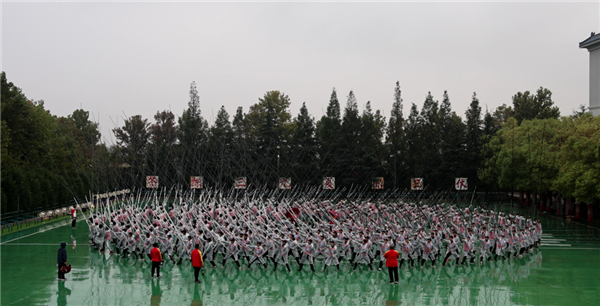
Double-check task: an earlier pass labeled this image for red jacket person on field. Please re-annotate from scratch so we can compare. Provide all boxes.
[191,244,204,283]
[150,243,162,278]
[383,245,400,284]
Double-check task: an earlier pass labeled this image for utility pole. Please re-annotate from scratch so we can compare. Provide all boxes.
[277,145,280,189]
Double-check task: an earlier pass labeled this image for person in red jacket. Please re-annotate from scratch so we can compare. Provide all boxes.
[191,244,204,283]
[150,243,162,279]
[383,244,400,284]
[70,207,77,228]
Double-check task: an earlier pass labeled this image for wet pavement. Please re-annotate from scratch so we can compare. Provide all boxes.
[1,204,599,305]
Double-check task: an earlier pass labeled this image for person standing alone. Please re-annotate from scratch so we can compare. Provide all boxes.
[71,207,77,228]
[57,242,67,280]
[150,243,162,279]
[191,244,204,283]
[383,244,399,284]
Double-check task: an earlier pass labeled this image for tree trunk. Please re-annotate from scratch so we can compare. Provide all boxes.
[526,191,530,207]
[575,202,580,220]
[556,196,561,216]
[588,203,593,223]
[546,194,551,212]
[519,190,523,205]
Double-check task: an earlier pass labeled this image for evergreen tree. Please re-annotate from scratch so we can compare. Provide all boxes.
[178,81,209,185]
[438,91,467,188]
[69,109,101,148]
[419,92,441,188]
[246,91,293,186]
[465,92,483,186]
[113,115,150,188]
[208,106,234,188]
[405,103,422,184]
[386,81,406,189]
[148,110,178,187]
[231,107,250,185]
[292,102,319,186]
[360,101,386,185]
[316,88,343,182]
[512,87,560,125]
[340,90,363,186]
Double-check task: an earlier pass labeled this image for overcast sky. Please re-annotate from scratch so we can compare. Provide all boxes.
[3,1,599,143]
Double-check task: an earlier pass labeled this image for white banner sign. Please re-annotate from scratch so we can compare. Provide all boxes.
[146,176,159,188]
[455,178,468,190]
[411,178,423,190]
[372,177,384,190]
[279,177,291,189]
[235,177,247,189]
[190,176,203,189]
[323,177,335,190]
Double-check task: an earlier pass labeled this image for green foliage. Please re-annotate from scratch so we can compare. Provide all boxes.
[1,72,96,214]
[316,88,343,179]
[512,87,560,125]
[3,70,596,212]
[177,81,209,183]
[113,115,150,164]
[292,102,319,185]
[385,82,406,189]
[147,110,178,187]
[481,115,600,203]
[465,93,483,184]
[439,91,467,185]
[553,114,600,202]
[206,106,234,188]
[178,81,208,148]
[247,90,293,147]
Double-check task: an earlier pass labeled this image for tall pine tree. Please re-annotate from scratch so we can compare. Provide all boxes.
[465,92,483,186]
[178,81,209,186]
[386,81,406,189]
[316,88,343,182]
[292,102,319,186]
[340,90,362,186]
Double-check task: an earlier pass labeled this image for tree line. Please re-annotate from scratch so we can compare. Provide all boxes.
[1,72,100,214]
[480,112,600,204]
[3,71,596,215]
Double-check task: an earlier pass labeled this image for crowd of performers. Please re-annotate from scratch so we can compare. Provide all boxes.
[85,197,542,273]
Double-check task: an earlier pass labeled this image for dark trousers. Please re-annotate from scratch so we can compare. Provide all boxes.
[388,266,399,283]
[58,263,66,279]
[151,261,161,278]
[194,267,201,282]
[71,218,76,228]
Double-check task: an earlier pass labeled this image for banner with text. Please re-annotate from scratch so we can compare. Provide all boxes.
[455,178,468,190]
[146,176,159,188]
[279,177,291,189]
[235,177,247,189]
[411,178,423,190]
[372,177,384,190]
[322,177,335,190]
[190,176,203,189]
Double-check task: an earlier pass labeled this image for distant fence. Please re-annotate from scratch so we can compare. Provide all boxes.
[0,189,130,234]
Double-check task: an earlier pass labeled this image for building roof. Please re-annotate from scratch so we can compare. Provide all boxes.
[580,32,600,49]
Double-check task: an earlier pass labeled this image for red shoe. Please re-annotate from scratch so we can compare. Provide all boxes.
[110,251,114,254]
[100,250,105,253]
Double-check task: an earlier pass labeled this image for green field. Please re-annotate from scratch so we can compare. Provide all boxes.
[1,205,599,306]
